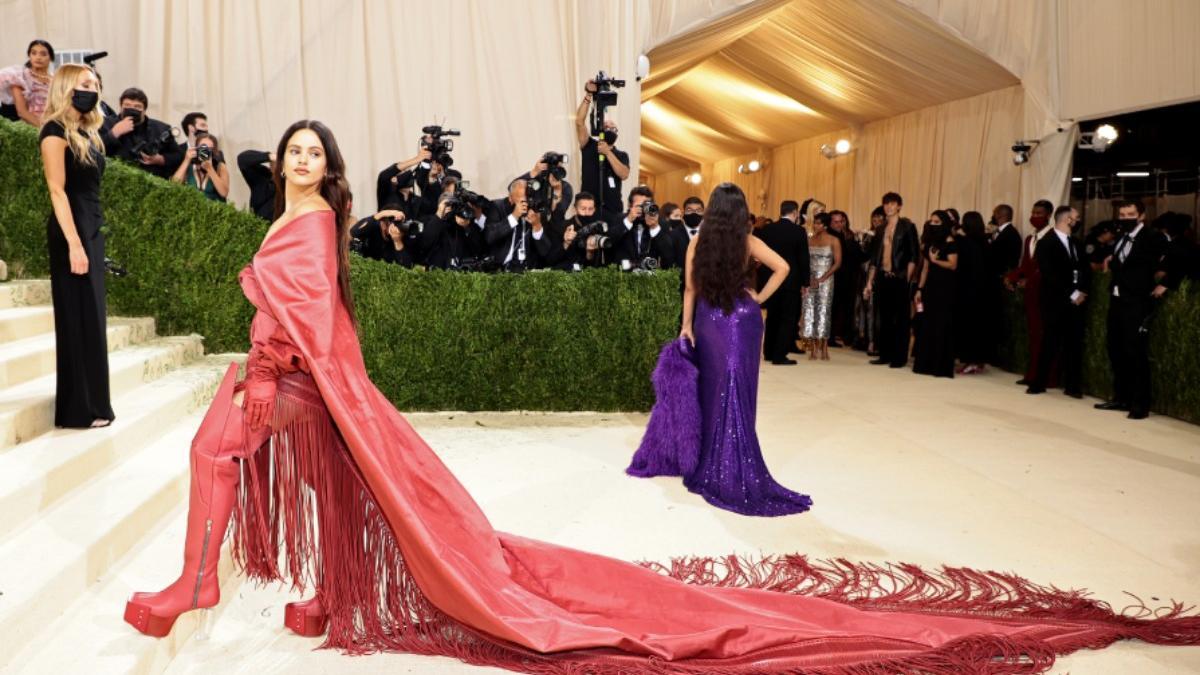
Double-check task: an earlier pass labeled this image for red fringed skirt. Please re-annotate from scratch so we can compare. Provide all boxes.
[228,372,1199,674]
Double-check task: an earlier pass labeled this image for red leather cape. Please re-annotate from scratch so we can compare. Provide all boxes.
[235,210,1197,674]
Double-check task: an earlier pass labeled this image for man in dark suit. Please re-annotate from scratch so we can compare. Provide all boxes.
[485,179,553,271]
[756,200,810,365]
[1027,206,1090,397]
[614,200,673,269]
[864,192,919,368]
[985,203,1022,364]
[666,196,704,272]
[1006,199,1055,386]
[1095,199,1169,419]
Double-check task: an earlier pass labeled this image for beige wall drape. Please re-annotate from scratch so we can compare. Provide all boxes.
[1,0,666,215]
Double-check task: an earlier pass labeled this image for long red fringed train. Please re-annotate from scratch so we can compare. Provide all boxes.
[226,372,1199,674]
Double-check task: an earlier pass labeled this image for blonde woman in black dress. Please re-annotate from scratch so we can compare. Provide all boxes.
[38,64,114,428]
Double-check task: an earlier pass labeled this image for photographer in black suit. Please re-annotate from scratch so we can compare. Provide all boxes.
[1095,200,1169,419]
[609,186,668,269]
[550,192,613,270]
[1027,206,1089,398]
[237,148,276,220]
[614,192,673,270]
[102,88,183,180]
[376,144,430,213]
[351,207,411,262]
[756,200,810,365]
[485,179,552,271]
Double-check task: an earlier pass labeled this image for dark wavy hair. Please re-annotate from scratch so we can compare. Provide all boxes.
[25,39,54,68]
[693,183,752,314]
[272,120,356,324]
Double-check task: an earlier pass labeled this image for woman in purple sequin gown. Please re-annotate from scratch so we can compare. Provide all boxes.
[628,183,812,516]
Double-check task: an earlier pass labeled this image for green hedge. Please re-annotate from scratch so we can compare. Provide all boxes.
[4,118,1197,419]
[993,275,1199,424]
[0,118,679,411]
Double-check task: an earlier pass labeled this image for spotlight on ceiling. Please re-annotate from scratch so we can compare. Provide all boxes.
[1011,139,1040,166]
[834,139,851,155]
[684,172,703,185]
[1078,123,1118,153]
[748,160,761,172]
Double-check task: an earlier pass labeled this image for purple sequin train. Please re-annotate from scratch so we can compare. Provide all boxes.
[628,294,812,517]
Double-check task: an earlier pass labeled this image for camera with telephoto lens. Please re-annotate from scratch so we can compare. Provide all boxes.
[379,213,412,235]
[573,220,613,250]
[130,126,177,158]
[592,70,626,109]
[635,256,659,273]
[526,151,569,220]
[538,151,569,181]
[193,144,212,165]
[641,201,660,219]
[451,255,500,273]
[446,183,490,222]
[420,124,460,168]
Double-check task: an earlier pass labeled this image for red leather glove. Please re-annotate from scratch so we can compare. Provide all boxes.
[243,348,279,431]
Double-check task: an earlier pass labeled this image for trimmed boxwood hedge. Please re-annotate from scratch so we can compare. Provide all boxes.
[3,118,1197,420]
[0,118,678,411]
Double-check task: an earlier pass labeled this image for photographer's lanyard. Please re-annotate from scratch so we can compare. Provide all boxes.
[507,221,526,265]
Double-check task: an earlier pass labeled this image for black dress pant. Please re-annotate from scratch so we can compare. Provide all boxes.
[763,289,802,361]
[48,226,114,427]
[876,275,911,366]
[1106,297,1152,413]
[1034,300,1084,393]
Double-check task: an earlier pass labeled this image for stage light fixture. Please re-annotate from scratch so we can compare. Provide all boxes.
[819,144,836,159]
[748,160,761,172]
[1010,138,1043,166]
[834,139,851,155]
[1078,124,1118,153]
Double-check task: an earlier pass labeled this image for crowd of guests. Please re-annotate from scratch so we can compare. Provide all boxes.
[8,41,1200,420]
[751,191,1200,420]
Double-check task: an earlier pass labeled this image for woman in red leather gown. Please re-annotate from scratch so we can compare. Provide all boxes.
[124,120,1199,674]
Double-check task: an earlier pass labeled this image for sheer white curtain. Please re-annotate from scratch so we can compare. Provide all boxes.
[1,0,662,214]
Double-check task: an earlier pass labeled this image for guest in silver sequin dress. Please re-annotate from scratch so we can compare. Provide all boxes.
[801,212,842,360]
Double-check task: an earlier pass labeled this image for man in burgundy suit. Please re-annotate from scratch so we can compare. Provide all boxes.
[1005,199,1055,386]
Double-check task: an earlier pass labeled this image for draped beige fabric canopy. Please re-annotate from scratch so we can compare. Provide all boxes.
[639,0,1019,176]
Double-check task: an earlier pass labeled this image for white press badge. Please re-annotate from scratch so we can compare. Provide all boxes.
[608,176,616,189]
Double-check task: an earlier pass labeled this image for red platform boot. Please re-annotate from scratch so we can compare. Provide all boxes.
[124,363,264,637]
[284,595,329,637]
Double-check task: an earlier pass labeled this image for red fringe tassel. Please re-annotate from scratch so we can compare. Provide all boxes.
[229,373,1200,674]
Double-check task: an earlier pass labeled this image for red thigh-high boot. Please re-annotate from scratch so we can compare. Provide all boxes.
[124,363,269,637]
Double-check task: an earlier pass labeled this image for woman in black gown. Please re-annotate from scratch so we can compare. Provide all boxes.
[912,210,958,378]
[38,64,114,428]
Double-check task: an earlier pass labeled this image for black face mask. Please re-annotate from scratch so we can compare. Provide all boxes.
[71,89,99,114]
[602,130,618,146]
[683,213,703,229]
[1116,218,1138,233]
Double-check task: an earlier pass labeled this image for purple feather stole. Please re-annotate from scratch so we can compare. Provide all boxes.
[627,338,701,478]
